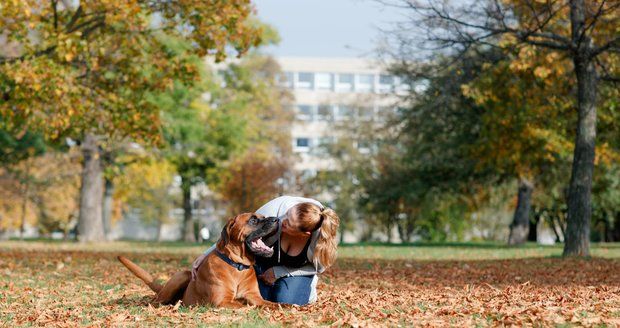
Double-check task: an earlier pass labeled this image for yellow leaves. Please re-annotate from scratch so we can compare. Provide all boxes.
[545,52,560,64]
[114,158,176,224]
[533,66,551,79]
[461,83,486,105]
[1,0,261,143]
[0,151,81,230]
[22,3,31,18]
[460,84,471,97]
[595,142,620,166]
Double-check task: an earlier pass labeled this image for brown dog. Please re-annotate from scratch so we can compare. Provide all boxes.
[117,213,279,308]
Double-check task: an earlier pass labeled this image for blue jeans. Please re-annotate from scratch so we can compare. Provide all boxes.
[255,264,315,305]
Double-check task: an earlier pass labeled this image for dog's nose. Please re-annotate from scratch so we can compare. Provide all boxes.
[268,216,278,223]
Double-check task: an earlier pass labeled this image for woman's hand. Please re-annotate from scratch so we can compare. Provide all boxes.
[191,253,207,280]
[258,268,277,286]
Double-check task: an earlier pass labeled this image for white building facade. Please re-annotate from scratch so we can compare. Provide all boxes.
[275,57,404,176]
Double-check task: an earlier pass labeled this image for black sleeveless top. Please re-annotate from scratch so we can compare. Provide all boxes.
[258,238,311,268]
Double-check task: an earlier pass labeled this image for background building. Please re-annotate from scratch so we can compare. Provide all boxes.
[275,56,404,178]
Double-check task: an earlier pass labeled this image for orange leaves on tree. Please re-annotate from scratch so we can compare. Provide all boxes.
[0,0,262,143]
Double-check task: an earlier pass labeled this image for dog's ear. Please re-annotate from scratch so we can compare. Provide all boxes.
[220,224,229,245]
[220,216,238,245]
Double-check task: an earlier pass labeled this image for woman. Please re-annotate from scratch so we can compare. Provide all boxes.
[192,195,339,306]
[253,195,339,305]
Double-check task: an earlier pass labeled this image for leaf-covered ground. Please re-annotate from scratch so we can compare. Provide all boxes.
[0,241,619,327]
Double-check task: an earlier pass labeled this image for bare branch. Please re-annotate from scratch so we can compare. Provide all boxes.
[594,56,620,84]
[65,5,83,32]
[591,35,620,57]
[0,46,57,64]
[600,75,620,83]
[579,0,608,42]
[392,0,571,53]
[67,16,105,34]
[515,32,570,51]
[52,0,59,31]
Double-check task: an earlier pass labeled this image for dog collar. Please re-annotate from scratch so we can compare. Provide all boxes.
[215,250,250,271]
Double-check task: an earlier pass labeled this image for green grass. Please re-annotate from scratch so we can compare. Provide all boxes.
[2,239,619,260]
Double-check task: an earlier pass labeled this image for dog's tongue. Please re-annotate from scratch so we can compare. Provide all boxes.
[251,238,273,253]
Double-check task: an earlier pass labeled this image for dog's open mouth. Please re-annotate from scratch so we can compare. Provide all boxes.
[245,218,278,257]
[248,236,274,257]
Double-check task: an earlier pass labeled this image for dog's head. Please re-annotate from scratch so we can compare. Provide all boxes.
[217,213,279,259]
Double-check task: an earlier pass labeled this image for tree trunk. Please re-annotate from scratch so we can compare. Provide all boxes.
[613,212,620,242]
[19,161,31,240]
[156,219,163,242]
[77,134,106,242]
[508,178,533,245]
[528,210,540,242]
[564,0,597,256]
[102,177,114,240]
[397,221,408,243]
[181,178,195,242]
[386,216,392,243]
[547,215,562,244]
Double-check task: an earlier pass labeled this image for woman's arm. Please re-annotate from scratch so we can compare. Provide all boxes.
[272,263,322,279]
[191,245,216,280]
[259,264,319,286]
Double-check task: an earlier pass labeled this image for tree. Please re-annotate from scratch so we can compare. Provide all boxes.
[376,50,504,242]
[0,1,262,241]
[100,142,149,239]
[219,147,288,216]
[214,54,294,217]
[157,80,245,242]
[0,129,47,238]
[0,149,81,239]
[380,0,619,256]
[461,46,575,245]
[301,104,400,243]
[156,46,292,242]
[114,157,177,241]
[30,151,81,239]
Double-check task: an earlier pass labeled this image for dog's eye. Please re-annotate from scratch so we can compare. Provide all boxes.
[249,217,258,225]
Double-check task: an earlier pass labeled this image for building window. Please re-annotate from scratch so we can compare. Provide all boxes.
[278,72,294,88]
[376,106,397,121]
[317,105,333,121]
[315,136,336,156]
[296,105,313,121]
[216,70,228,88]
[297,72,314,89]
[318,136,335,146]
[358,106,374,120]
[378,74,394,93]
[295,137,311,151]
[300,169,317,180]
[356,74,374,92]
[315,73,333,90]
[336,73,354,92]
[357,140,371,154]
[337,105,354,120]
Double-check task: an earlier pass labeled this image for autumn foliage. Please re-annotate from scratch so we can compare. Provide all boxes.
[219,149,288,215]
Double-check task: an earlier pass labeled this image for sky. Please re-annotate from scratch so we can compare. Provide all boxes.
[253,0,406,58]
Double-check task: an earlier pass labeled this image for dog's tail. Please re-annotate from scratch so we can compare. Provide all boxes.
[117,256,163,293]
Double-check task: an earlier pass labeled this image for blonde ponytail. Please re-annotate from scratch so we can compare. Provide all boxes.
[313,207,339,269]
